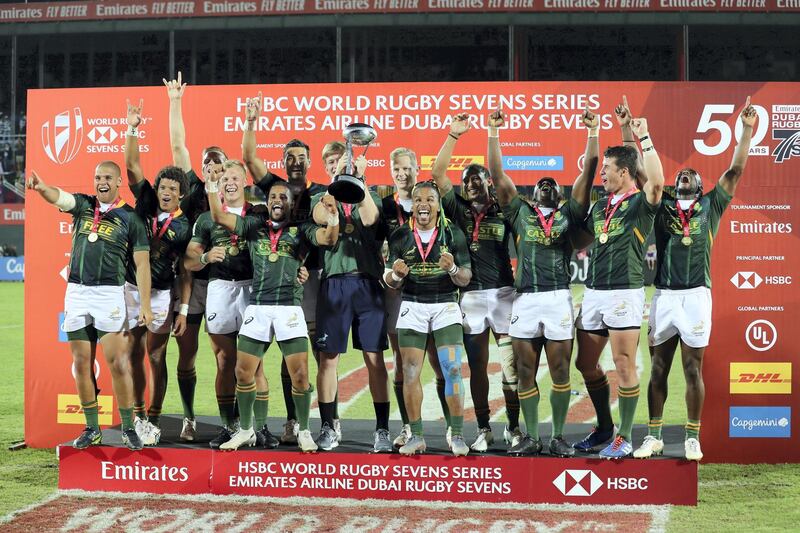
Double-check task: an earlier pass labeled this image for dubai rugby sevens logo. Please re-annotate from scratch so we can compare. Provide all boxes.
[41,108,83,165]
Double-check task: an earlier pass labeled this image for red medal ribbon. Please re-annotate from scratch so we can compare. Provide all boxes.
[675,199,697,239]
[224,202,249,248]
[343,202,353,227]
[470,203,491,246]
[268,223,284,253]
[91,197,126,234]
[413,227,439,263]
[602,188,639,235]
[151,208,182,242]
[394,192,407,226]
[534,206,557,239]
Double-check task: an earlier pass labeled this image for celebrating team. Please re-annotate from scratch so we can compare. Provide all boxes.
[28,77,756,460]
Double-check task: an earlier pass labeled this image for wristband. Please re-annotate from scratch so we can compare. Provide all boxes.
[488,127,499,139]
[326,212,339,227]
[200,253,209,265]
[178,304,189,316]
[391,272,404,283]
[126,125,138,137]
[205,180,219,194]
[588,127,599,138]
[640,137,654,151]
[638,135,650,142]
[448,264,459,275]
[642,146,656,153]
[448,133,460,141]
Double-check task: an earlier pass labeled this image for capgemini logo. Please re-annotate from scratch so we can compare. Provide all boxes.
[41,108,83,165]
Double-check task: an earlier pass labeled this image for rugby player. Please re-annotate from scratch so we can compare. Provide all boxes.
[486,107,599,456]
[380,147,452,449]
[205,174,339,451]
[310,156,391,452]
[124,98,193,446]
[28,163,152,451]
[431,114,521,452]
[635,97,756,461]
[573,117,665,459]
[385,181,472,456]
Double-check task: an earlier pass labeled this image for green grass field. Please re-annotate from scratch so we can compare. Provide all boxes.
[0,282,798,529]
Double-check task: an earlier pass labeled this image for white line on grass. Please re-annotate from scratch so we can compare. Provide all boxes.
[0,490,60,525]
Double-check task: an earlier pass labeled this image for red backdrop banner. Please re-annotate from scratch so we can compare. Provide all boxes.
[25,81,800,462]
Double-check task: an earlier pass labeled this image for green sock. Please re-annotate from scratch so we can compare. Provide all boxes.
[450,415,464,437]
[617,385,640,441]
[292,385,313,431]
[410,418,424,437]
[81,400,99,429]
[177,368,197,419]
[217,394,236,428]
[648,417,664,439]
[235,382,257,431]
[254,391,269,429]
[550,382,571,438]
[394,381,409,424]
[519,386,540,439]
[686,419,701,440]
[436,378,451,426]
[119,407,134,431]
[133,402,147,421]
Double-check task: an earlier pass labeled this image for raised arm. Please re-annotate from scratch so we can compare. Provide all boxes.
[315,196,341,246]
[26,171,66,207]
[631,118,664,206]
[205,168,238,231]
[486,109,517,207]
[125,98,145,187]
[571,108,599,211]
[164,72,192,172]
[355,155,379,226]
[616,95,646,188]
[719,96,756,198]
[431,113,470,197]
[242,91,269,182]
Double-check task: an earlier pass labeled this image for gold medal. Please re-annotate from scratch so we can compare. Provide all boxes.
[681,236,693,246]
[470,241,480,252]
[228,246,240,256]
[599,232,609,244]
[268,252,279,262]
[543,237,552,246]
[344,223,354,234]
[87,232,99,243]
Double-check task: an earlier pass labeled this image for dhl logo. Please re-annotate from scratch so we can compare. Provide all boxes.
[57,394,114,425]
[419,155,485,171]
[730,363,792,394]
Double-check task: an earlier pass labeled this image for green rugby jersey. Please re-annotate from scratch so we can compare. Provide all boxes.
[182,169,210,281]
[125,180,193,290]
[66,194,149,286]
[586,190,659,290]
[503,195,584,293]
[378,192,413,243]
[256,172,327,271]
[191,208,255,281]
[311,189,385,280]
[234,214,317,306]
[387,223,471,304]
[441,189,514,291]
[654,184,732,289]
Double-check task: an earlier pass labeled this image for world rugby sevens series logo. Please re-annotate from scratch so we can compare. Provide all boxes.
[41,108,83,165]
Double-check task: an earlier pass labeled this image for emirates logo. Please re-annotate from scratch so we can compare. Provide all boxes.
[41,108,83,165]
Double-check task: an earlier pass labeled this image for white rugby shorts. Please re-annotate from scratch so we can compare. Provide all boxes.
[648,287,712,348]
[63,283,127,334]
[205,279,252,335]
[460,286,514,335]
[576,287,645,330]
[239,305,309,342]
[396,300,463,334]
[124,282,173,334]
[509,289,574,341]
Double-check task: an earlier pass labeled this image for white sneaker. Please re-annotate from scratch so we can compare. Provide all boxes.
[399,435,427,456]
[633,435,664,459]
[503,426,524,447]
[685,438,703,461]
[333,418,342,441]
[393,424,412,448]
[470,427,494,452]
[446,426,452,447]
[180,417,197,442]
[450,434,470,457]
[219,427,257,451]
[140,421,161,447]
[281,419,299,444]
[134,418,148,440]
[298,429,318,453]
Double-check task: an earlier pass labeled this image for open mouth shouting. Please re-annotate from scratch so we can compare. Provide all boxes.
[269,202,286,221]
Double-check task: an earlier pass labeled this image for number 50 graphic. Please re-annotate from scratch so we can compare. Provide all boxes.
[693,104,769,156]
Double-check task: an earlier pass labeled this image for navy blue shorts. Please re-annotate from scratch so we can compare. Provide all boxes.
[315,274,388,354]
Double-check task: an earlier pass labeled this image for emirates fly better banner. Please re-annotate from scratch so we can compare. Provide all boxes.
[25,82,800,462]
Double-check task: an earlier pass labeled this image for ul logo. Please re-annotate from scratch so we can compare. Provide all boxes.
[745,319,777,352]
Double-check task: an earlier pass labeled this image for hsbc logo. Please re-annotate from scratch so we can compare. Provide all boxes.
[731,272,792,289]
[41,108,83,165]
[552,470,602,496]
[745,319,777,352]
[88,126,119,144]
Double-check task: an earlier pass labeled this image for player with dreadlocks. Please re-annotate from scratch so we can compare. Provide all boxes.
[385,180,473,456]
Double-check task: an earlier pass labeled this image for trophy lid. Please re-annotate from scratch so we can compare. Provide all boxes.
[343,123,377,145]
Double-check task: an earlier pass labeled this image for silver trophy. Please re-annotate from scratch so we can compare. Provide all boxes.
[329,123,377,204]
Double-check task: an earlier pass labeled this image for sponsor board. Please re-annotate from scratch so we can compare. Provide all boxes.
[0,257,24,281]
[56,394,113,425]
[502,155,564,171]
[729,363,792,394]
[745,319,778,352]
[730,271,793,289]
[729,407,792,438]
[0,204,24,225]
[419,155,484,172]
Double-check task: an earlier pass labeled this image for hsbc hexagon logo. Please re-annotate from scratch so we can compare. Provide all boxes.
[731,271,763,289]
[41,108,83,165]
[88,126,118,144]
[553,469,603,497]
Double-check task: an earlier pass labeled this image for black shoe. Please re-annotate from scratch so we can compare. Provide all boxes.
[549,436,576,458]
[257,426,280,449]
[507,434,543,456]
[210,427,233,450]
[73,426,102,449]
[121,428,143,451]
